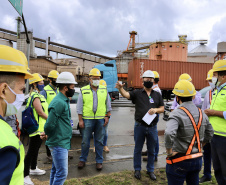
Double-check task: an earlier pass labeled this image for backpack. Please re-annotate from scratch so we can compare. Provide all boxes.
[22,94,39,134]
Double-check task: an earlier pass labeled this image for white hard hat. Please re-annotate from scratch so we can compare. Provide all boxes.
[142,70,155,78]
[56,72,78,84]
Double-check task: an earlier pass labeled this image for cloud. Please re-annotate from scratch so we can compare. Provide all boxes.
[1,0,226,57]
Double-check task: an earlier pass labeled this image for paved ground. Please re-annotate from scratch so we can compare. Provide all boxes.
[24,99,168,183]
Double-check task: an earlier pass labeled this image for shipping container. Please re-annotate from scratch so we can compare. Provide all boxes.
[128,59,213,90]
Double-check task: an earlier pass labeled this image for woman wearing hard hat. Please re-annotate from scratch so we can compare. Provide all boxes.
[24,73,48,185]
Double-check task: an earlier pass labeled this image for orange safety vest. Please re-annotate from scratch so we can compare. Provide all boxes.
[166,107,203,164]
[209,90,212,105]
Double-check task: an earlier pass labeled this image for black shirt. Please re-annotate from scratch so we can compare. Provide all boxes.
[129,89,164,127]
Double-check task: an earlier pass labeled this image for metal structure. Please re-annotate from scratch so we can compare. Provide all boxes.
[0,28,114,63]
[122,32,208,56]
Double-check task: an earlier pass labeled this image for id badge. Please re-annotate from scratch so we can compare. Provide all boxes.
[149,98,154,103]
[70,120,74,127]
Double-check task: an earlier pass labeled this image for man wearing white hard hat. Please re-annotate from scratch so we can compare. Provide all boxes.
[43,72,77,185]
[116,70,164,181]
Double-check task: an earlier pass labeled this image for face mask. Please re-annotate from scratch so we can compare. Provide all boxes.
[4,86,25,116]
[208,82,215,89]
[52,80,57,87]
[176,96,180,105]
[143,81,153,88]
[66,88,75,97]
[212,77,218,86]
[37,84,45,91]
[92,80,100,87]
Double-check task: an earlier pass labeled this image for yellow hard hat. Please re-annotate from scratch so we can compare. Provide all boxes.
[206,69,213,80]
[99,79,107,86]
[179,73,192,81]
[153,71,160,78]
[212,60,226,72]
[173,80,196,97]
[29,73,44,84]
[48,70,59,79]
[89,68,101,77]
[0,45,33,79]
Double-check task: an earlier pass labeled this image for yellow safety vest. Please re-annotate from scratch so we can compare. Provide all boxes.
[0,118,25,185]
[44,84,58,105]
[209,85,226,137]
[26,92,48,137]
[81,85,107,119]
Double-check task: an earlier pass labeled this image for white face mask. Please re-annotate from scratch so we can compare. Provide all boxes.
[208,82,215,89]
[92,80,100,87]
[212,77,218,86]
[4,86,25,116]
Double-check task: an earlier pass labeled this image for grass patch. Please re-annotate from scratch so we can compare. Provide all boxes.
[32,167,218,185]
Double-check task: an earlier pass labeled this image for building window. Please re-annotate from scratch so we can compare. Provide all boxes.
[162,45,165,48]
[156,45,158,48]
[182,47,185,49]
[169,45,172,47]
[177,45,180,48]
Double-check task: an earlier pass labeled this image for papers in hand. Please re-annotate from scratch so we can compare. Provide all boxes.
[142,112,157,125]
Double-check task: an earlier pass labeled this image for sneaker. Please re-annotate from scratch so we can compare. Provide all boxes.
[199,176,211,183]
[24,176,34,185]
[30,167,46,175]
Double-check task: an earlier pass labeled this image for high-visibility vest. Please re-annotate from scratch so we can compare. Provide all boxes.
[166,107,203,164]
[81,85,107,119]
[43,84,58,105]
[209,85,226,137]
[26,92,48,137]
[209,90,212,105]
[0,118,25,185]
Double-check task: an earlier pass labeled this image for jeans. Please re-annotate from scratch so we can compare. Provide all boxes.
[211,134,226,185]
[94,122,109,146]
[49,146,68,185]
[166,156,202,185]
[155,133,159,158]
[24,135,43,177]
[133,122,157,172]
[202,143,212,179]
[80,119,105,163]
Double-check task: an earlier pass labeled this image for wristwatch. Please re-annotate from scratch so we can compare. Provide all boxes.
[105,116,110,118]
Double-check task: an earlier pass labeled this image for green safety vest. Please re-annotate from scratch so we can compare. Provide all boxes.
[26,92,48,137]
[0,118,25,185]
[44,84,58,105]
[81,85,107,119]
[209,85,226,137]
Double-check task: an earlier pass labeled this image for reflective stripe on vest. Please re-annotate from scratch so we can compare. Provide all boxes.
[44,85,58,105]
[166,107,203,164]
[81,85,107,119]
[26,92,48,136]
[0,118,25,185]
[209,85,226,137]
[209,90,212,105]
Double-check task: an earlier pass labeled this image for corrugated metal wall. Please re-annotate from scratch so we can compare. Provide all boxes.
[128,59,213,90]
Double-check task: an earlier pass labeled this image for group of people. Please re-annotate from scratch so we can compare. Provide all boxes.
[1,44,226,185]
[0,45,111,185]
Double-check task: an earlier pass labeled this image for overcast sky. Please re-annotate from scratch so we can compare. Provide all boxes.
[1,0,226,58]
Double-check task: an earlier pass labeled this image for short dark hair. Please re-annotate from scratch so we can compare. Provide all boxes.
[178,96,193,103]
[218,71,226,76]
[154,78,159,83]
[0,72,25,88]
[57,84,71,91]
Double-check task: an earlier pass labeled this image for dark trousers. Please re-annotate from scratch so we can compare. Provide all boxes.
[166,156,202,185]
[24,135,42,177]
[203,143,212,179]
[46,144,51,157]
[211,134,226,185]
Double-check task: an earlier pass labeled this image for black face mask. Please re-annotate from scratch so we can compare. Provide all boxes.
[66,88,75,97]
[176,97,180,105]
[143,81,153,88]
[52,80,57,87]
